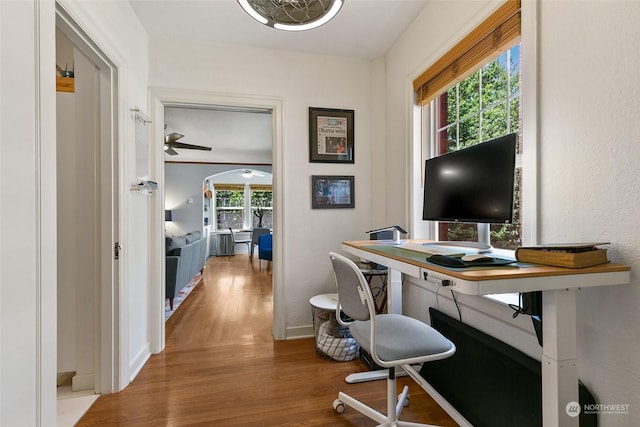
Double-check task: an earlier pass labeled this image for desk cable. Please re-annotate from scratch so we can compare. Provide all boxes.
[434,283,442,312]
[432,283,463,322]
[450,289,462,322]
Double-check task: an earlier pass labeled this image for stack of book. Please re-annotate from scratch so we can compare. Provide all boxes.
[515,243,609,268]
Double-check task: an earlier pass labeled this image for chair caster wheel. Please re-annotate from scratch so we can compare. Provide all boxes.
[333,399,345,413]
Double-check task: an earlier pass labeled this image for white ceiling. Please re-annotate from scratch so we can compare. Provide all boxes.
[164,105,273,163]
[129,0,430,60]
[135,0,431,163]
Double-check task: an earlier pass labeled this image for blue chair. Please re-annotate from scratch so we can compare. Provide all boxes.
[258,234,272,268]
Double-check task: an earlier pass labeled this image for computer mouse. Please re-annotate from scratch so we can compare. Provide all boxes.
[461,254,494,262]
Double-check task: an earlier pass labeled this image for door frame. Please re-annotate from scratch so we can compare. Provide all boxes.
[56,4,123,393]
[148,88,286,352]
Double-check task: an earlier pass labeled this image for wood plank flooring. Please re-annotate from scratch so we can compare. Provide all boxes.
[77,255,457,426]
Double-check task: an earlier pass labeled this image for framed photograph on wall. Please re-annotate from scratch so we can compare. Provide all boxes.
[311,175,355,209]
[309,107,354,163]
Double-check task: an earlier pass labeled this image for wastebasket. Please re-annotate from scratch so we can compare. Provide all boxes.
[309,293,359,362]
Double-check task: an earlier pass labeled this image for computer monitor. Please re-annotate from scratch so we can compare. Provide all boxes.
[422,133,517,224]
[422,133,517,252]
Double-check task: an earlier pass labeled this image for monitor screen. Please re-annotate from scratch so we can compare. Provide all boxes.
[422,133,517,224]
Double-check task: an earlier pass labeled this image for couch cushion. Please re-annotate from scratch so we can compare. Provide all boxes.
[185,231,202,243]
[166,235,187,253]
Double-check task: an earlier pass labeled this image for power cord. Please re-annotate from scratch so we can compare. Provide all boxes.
[434,283,442,311]
[432,284,461,322]
[509,292,543,346]
[509,292,542,319]
[450,290,462,322]
[509,296,526,318]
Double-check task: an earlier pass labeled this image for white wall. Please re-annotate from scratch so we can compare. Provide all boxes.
[149,39,374,335]
[386,1,640,426]
[537,2,640,423]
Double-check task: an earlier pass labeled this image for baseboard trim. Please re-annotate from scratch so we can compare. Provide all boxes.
[285,325,314,340]
[129,343,151,383]
[72,373,95,392]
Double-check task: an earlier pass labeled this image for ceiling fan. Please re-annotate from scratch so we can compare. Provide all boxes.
[164,132,212,156]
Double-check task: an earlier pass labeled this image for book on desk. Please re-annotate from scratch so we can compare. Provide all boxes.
[515,242,609,268]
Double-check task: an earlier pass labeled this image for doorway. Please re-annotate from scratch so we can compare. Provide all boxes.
[55,5,120,405]
[148,89,285,353]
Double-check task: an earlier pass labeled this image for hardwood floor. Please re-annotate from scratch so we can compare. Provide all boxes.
[77,255,457,426]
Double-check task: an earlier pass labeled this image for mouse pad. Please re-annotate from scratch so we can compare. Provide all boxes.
[427,254,517,269]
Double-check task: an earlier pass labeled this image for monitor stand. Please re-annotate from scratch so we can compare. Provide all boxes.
[425,223,493,253]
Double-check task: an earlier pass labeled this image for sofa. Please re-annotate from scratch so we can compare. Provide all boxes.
[166,231,207,310]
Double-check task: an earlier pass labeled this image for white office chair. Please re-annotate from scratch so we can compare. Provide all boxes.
[329,252,456,427]
[228,227,252,256]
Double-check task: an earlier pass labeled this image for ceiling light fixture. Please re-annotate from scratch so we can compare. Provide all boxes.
[242,170,253,179]
[237,0,344,32]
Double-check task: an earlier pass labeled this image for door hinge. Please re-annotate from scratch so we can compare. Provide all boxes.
[114,242,122,260]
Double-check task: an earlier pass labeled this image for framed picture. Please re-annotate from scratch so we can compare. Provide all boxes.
[309,107,354,163]
[311,175,355,209]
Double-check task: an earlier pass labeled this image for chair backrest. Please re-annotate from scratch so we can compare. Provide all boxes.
[252,227,270,245]
[329,252,376,322]
[228,227,236,245]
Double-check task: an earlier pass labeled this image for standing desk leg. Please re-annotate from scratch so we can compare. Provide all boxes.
[345,268,405,384]
[386,268,403,315]
[542,289,579,427]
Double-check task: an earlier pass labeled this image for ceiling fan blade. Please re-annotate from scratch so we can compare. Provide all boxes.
[171,141,212,151]
[164,146,179,155]
[165,132,184,144]
[252,170,266,177]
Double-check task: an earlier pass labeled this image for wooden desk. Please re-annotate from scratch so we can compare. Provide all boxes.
[342,240,631,427]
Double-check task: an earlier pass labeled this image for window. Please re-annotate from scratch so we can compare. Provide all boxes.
[413,0,523,250]
[214,184,273,230]
[435,45,522,249]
